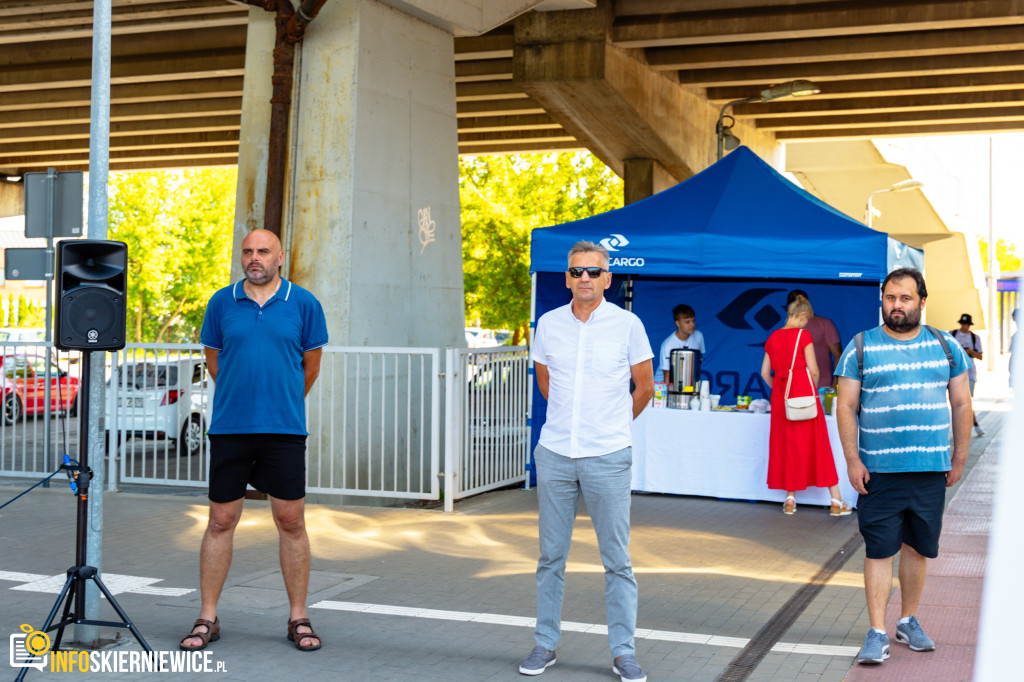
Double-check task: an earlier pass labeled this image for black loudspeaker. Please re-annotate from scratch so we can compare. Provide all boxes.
[55,240,128,351]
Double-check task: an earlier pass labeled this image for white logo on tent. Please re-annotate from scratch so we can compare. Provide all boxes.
[600,234,629,251]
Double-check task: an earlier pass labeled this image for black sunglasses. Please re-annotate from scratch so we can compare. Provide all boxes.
[568,266,608,279]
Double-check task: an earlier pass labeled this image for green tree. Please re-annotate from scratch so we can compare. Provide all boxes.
[107,168,236,342]
[460,152,623,343]
[978,236,1021,273]
[9,293,45,327]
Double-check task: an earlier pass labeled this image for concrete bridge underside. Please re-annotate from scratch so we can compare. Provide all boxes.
[2,0,1011,334]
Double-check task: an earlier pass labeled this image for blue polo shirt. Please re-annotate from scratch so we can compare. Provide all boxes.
[200,278,328,435]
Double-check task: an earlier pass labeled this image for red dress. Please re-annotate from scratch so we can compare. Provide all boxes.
[765,327,838,491]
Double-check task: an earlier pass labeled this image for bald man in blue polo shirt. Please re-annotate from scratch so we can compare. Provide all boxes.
[180,229,328,654]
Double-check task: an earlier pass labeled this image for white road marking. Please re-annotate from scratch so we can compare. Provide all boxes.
[310,600,859,658]
[1,571,194,596]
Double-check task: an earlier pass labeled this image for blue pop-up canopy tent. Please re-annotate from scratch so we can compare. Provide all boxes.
[528,147,921,468]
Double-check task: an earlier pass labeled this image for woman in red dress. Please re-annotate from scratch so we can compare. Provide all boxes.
[760,295,852,516]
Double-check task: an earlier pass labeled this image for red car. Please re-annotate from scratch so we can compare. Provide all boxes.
[1,352,80,425]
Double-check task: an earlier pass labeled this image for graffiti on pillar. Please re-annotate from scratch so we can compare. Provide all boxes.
[417,206,436,255]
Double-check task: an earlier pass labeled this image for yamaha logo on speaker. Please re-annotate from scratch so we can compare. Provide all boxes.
[88,330,99,342]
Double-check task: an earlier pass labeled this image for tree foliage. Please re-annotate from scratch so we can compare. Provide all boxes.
[5,293,45,327]
[459,152,623,342]
[106,168,236,343]
[978,236,1021,273]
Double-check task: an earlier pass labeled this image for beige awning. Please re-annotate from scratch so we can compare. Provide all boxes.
[785,140,985,331]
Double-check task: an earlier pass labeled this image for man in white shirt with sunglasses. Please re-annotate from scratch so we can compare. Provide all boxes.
[520,241,655,682]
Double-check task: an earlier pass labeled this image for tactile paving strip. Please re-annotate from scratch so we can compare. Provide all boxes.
[946,492,995,513]
[938,533,990,554]
[918,576,985,609]
[928,552,986,578]
[941,515,991,535]
[914,604,981,647]
[845,645,976,681]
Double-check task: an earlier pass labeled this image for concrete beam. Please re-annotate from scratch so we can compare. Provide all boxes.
[646,25,1024,70]
[0,116,239,144]
[381,0,594,37]
[735,90,1024,118]
[513,4,779,183]
[0,98,241,129]
[0,77,245,112]
[0,50,245,93]
[680,51,1024,89]
[612,1,1024,48]
[0,180,24,219]
[0,2,247,45]
[707,70,1024,102]
[759,106,1024,131]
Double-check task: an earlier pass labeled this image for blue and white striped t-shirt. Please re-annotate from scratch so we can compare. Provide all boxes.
[835,325,969,473]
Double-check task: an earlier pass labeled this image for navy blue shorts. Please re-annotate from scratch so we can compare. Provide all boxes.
[857,471,946,559]
[208,434,307,503]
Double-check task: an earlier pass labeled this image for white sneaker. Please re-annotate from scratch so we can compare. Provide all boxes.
[974,424,985,437]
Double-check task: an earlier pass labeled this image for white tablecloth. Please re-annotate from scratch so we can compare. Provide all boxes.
[630,408,859,508]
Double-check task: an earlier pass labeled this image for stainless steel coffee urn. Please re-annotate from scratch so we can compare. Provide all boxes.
[667,348,701,408]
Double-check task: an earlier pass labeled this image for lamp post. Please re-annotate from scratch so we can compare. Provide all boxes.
[864,179,925,228]
[716,79,820,160]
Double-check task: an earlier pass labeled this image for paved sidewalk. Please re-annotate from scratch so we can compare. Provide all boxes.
[844,370,1006,682]
[0,373,1009,681]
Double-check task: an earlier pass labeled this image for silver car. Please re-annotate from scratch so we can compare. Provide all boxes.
[105,356,212,457]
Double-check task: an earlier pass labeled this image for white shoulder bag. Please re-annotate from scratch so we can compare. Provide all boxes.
[784,329,818,421]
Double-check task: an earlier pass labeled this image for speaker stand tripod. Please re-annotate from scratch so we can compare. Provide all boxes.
[15,353,152,681]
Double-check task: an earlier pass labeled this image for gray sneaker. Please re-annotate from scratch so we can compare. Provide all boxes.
[519,646,556,675]
[857,628,890,664]
[896,615,936,651]
[612,654,647,682]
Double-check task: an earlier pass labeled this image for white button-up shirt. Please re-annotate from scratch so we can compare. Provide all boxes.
[532,299,653,458]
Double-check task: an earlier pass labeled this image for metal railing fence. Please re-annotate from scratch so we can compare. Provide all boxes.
[444,346,530,512]
[108,344,212,488]
[306,346,441,500]
[2,342,529,511]
[0,341,81,480]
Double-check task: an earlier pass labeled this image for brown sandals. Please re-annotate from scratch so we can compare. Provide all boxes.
[179,617,220,651]
[287,617,322,652]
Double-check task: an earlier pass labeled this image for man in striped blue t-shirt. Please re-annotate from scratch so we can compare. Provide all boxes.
[835,268,972,666]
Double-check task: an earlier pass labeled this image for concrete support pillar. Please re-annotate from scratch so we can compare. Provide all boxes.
[0,180,23,218]
[234,0,463,347]
[232,8,276,281]
[623,158,675,204]
[233,0,463,504]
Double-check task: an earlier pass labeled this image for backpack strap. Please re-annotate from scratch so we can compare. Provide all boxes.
[923,325,955,368]
[854,331,865,378]
[856,326,954,378]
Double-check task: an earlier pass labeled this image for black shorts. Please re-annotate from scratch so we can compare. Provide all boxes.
[857,471,946,559]
[208,434,307,503]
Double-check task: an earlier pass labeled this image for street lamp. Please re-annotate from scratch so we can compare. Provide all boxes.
[716,79,820,160]
[864,179,925,227]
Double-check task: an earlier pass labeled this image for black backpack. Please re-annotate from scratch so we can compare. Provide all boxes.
[949,329,980,354]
